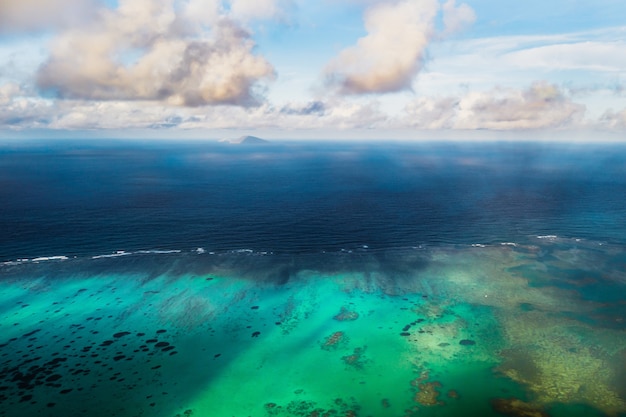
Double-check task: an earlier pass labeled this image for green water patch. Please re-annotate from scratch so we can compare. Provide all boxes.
[2,244,626,417]
[418,361,530,417]
[0,271,271,417]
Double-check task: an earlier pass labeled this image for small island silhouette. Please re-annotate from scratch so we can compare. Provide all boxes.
[220,135,269,144]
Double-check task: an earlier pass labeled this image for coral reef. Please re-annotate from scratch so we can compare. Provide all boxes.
[410,370,445,407]
[321,331,347,350]
[497,312,626,415]
[489,397,548,417]
[263,398,360,417]
[446,389,459,399]
[333,306,359,321]
[413,381,444,406]
[341,347,367,369]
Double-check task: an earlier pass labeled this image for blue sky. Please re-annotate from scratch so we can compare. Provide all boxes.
[0,0,625,140]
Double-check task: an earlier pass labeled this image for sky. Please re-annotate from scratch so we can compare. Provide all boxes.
[0,0,625,140]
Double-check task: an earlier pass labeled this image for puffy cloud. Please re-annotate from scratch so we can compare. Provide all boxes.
[0,81,598,133]
[229,0,292,22]
[404,82,586,130]
[403,96,458,129]
[0,0,96,32]
[324,0,439,95]
[35,0,276,106]
[441,0,476,36]
[0,83,22,105]
[0,83,54,128]
[455,82,585,129]
[324,0,475,95]
[599,108,626,129]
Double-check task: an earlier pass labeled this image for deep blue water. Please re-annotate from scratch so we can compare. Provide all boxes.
[1,139,625,260]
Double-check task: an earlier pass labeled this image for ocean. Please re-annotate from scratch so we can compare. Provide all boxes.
[1,139,625,417]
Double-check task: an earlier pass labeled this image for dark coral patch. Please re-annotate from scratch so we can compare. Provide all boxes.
[333,306,359,321]
[490,397,548,417]
[321,331,346,350]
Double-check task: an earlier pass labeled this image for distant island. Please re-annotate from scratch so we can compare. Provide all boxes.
[220,135,270,145]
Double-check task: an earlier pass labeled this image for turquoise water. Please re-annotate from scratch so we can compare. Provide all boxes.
[1,237,625,417]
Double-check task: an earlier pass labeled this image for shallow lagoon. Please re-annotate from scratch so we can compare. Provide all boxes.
[1,237,625,417]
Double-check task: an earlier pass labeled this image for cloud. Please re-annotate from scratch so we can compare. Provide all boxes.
[35,0,276,107]
[229,0,293,22]
[0,0,96,32]
[599,108,626,129]
[0,83,54,128]
[324,0,475,95]
[0,81,601,133]
[441,0,476,36]
[280,100,326,115]
[503,41,626,72]
[404,82,586,130]
[324,0,440,95]
[0,83,22,105]
[403,96,458,129]
[455,82,586,129]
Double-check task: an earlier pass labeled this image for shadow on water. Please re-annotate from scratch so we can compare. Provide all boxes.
[547,402,616,417]
[0,259,282,417]
[0,249,431,417]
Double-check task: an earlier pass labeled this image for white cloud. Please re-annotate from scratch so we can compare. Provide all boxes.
[403,96,458,129]
[0,83,22,105]
[0,82,54,128]
[324,0,440,94]
[503,41,626,73]
[0,0,96,32]
[404,82,586,130]
[230,0,293,22]
[599,108,626,129]
[410,26,626,122]
[2,81,594,133]
[455,82,585,129]
[35,0,277,106]
[323,0,475,95]
[441,0,476,37]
